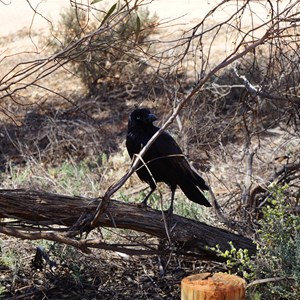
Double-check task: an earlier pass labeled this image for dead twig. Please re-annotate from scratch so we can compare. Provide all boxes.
[90,15,287,230]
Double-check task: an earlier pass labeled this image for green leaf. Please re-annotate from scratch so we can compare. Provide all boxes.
[91,0,103,4]
[100,3,117,26]
[135,15,141,43]
[136,15,141,33]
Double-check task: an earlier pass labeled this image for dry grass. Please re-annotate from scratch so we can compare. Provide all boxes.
[1,233,228,299]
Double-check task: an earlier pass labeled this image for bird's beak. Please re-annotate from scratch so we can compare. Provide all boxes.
[147,113,157,122]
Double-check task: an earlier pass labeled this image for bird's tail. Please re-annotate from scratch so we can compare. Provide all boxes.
[178,178,211,207]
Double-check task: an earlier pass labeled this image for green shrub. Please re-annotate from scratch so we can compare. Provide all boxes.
[211,241,255,281]
[211,185,300,299]
[48,3,158,95]
[252,184,300,299]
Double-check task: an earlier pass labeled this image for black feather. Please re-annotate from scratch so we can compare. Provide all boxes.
[126,108,211,213]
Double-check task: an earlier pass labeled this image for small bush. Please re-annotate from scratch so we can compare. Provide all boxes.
[212,185,300,299]
[48,4,158,95]
[211,241,255,281]
[252,184,300,299]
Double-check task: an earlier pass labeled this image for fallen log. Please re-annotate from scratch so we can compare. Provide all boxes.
[0,189,256,259]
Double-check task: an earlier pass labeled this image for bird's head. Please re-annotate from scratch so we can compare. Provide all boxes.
[128,108,157,130]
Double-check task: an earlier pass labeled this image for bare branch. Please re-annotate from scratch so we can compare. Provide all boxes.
[90,8,292,228]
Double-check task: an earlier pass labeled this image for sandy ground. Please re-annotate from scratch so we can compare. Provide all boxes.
[0,0,216,36]
[0,0,293,56]
[0,0,221,59]
[0,0,284,36]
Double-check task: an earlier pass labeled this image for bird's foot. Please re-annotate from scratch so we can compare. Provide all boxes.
[137,201,150,209]
[162,208,173,220]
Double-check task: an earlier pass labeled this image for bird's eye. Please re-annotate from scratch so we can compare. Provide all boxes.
[136,116,140,120]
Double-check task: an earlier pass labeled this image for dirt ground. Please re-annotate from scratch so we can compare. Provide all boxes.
[0,0,218,36]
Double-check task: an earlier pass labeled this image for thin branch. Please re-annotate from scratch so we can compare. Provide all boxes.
[90,19,283,229]
[247,276,294,289]
[0,0,145,98]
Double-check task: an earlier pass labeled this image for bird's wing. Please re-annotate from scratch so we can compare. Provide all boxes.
[147,131,192,175]
[150,131,183,157]
[127,128,182,158]
[150,131,209,190]
[126,130,149,158]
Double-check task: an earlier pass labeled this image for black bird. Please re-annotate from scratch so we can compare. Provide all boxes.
[126,108,211,214]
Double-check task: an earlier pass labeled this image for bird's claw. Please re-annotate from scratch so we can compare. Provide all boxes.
[161,209,173,220]
[137,202,150,208]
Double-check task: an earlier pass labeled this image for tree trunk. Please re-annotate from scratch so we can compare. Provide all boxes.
[0,189,256,259]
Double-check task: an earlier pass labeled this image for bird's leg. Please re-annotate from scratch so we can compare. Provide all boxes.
[165,188,175,218]
[139,185,156,208]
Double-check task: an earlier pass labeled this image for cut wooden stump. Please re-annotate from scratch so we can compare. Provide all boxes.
[0,189,256,259]
[181,272,246,300]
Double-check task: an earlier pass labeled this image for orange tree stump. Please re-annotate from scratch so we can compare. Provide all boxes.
[181,272,246,300]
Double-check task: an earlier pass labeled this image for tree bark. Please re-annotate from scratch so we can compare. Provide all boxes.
[0,189,256,259]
